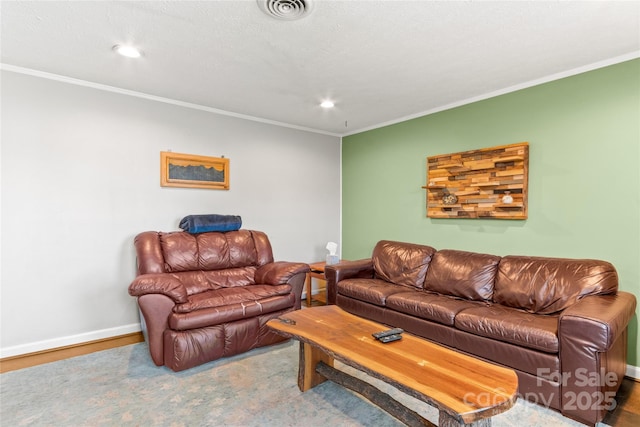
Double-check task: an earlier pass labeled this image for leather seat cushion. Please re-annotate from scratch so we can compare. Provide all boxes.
[454,305,559,353]
[174,284,292,313]
[337,278,410,306]
[386,291,483,326]
[454,328,561,378]
[172,268,258,296]
[169,293,295,330]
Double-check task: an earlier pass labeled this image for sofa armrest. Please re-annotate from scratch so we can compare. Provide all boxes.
[128,273,188,303]
[559,291,636,352]
[325,258,375,304]
[558,291,637,423]
[137,294,175,366]
[255,261,310,310]
[255,261,310,285]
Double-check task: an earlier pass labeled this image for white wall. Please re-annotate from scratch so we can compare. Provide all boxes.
[0,70,341,357]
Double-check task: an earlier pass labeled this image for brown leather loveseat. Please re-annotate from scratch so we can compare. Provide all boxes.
[129,229,309,371]
[325,240,636,426]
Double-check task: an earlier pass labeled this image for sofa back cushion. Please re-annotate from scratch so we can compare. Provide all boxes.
[494,256,618,314]
[135,229,274,274]
[372,240,436,289]
[424,250,500,301]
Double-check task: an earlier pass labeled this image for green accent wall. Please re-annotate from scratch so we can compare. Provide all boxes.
[342,59,640,366]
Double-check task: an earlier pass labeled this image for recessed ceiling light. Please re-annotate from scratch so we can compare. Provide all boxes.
[320,100,335,108]
[113,45,142,58]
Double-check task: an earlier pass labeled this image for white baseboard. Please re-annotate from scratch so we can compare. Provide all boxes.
[626,364,639,380]
[0,323,142,359]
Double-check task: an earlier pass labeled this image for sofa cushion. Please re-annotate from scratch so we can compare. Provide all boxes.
[372,240,437,289]
[455,329,561,378]
[174,284,292,313]
[160,230,271,272]
[494,256,618,314]
[424,249,500,301]
[454,305,559,353]
[169,293,295,330]
[337,278,409,307]
[386,290,483,326]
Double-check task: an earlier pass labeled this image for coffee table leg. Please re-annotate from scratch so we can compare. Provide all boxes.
[439,409,491,427]
[297,342,334,392]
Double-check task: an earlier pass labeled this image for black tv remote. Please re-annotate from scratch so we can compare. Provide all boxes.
[379,334,402,343]
[372,328,404,340]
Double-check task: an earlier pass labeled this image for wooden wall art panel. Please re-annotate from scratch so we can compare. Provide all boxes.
[423,142,529,219]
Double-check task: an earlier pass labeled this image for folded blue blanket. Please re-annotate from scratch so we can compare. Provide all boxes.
[179,214,242,234]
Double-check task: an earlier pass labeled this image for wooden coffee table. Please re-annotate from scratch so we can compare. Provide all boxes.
[267,306,518,427]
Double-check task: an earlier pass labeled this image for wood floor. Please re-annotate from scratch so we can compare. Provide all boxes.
[603,377,640,426]
[0,332,144,373]
[1,333,638,426]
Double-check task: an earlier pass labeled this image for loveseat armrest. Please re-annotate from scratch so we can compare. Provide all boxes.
[325,259,375,305]
[255,261,310,285]
[128,273,188,303]
[558,291,636,424]
[255,261,310,310]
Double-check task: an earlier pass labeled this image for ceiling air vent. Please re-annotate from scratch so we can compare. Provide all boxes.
[257,0,314,21]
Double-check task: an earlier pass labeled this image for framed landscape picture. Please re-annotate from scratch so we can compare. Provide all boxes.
[160,151,229,190]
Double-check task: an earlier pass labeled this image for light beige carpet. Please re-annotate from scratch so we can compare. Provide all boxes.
[1,340,603,426]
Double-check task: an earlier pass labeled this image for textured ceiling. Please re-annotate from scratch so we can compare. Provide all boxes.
[2,1,639,136]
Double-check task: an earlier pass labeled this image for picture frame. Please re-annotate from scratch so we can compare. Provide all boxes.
[160,151,229,190]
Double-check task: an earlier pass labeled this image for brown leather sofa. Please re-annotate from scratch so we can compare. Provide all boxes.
[325,240,637,426]
[128,229,309,371]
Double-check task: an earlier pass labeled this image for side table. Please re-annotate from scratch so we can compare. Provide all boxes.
[305,261,331,306]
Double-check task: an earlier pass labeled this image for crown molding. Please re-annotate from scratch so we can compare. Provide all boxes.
[0,63,342,138]
[3,51,638,139]
[342,51,640,137]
